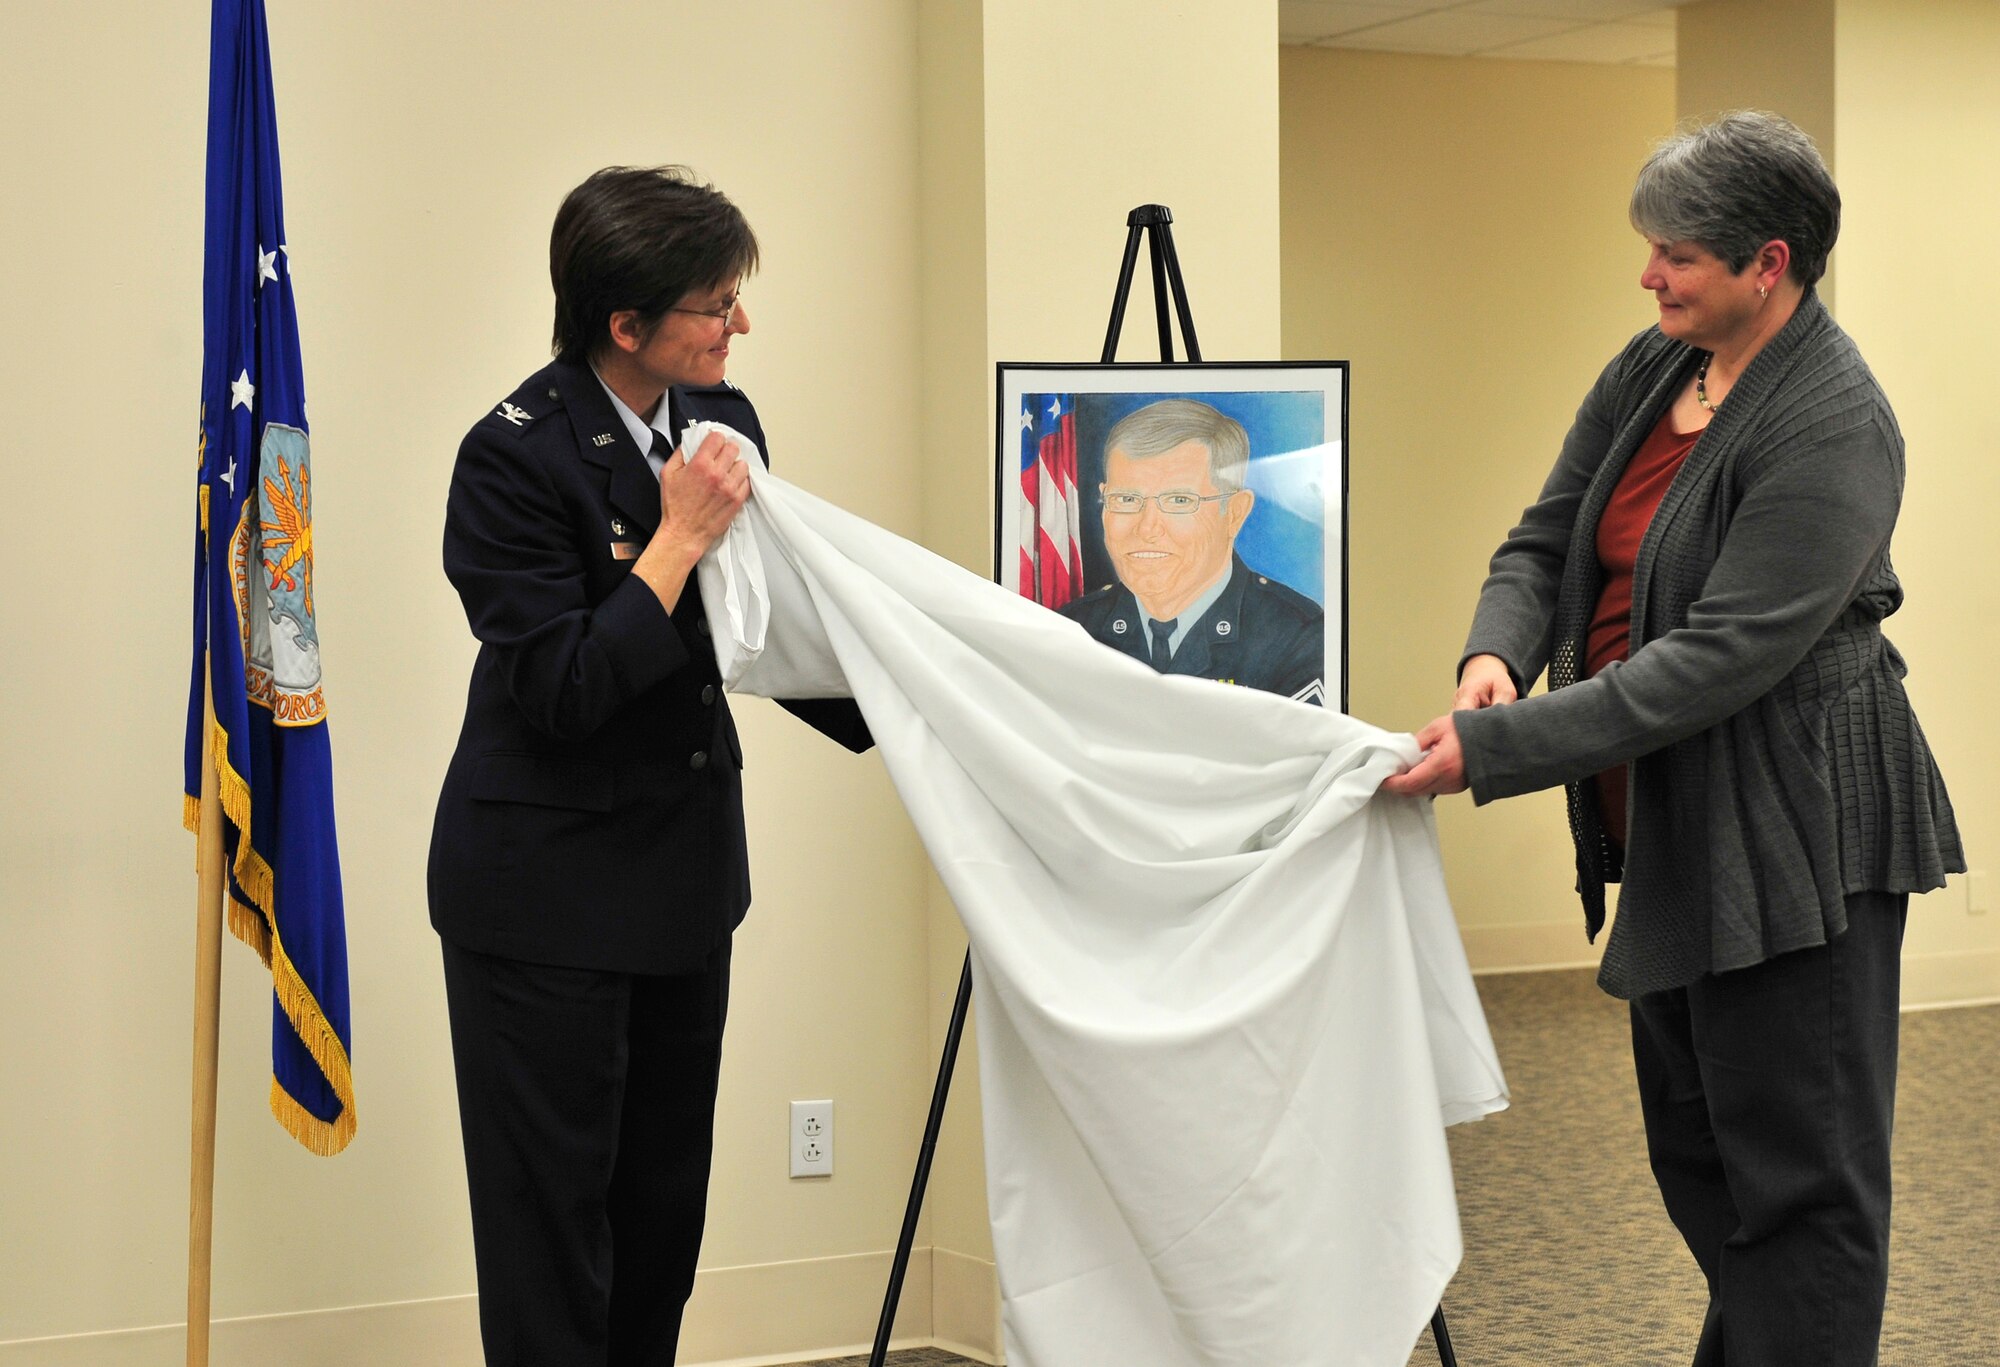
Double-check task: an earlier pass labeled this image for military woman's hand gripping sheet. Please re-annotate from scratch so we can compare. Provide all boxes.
[687,423,1509,1367]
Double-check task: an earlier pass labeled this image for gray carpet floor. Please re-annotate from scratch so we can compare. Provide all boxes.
[790,969,2000,1366]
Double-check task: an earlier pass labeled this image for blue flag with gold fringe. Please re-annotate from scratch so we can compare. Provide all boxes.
[184,0,355,1155]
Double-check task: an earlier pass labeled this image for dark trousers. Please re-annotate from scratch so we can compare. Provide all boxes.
[441,938,733,1367]
[1630,891,1907,1367]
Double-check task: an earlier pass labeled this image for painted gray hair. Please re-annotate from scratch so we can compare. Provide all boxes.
[1102,399,1250,493]
[1629,110,1840,286]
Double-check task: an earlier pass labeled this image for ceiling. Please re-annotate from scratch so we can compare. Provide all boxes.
[1280,0,1689,66]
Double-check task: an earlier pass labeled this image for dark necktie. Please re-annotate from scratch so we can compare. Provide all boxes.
[1149,618,1176,665]
[650,392,685,465]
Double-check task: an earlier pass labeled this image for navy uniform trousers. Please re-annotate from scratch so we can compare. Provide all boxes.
[441,938,731,1367]
[1630,890,1907,1367]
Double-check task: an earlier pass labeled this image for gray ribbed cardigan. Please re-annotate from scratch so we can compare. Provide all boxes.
[1455,293,1963,999]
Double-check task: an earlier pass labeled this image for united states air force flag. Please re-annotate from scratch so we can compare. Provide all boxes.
[183,0,355,1155]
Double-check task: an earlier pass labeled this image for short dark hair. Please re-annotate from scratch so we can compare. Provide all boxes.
[548,166,758,363]
[1629,111,1841,287]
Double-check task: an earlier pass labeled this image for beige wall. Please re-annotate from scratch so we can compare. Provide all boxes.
[1280,46,1675,967]
[1827,0,2000,1000]
[2,1,933,1362]
[1677,0,1836,154]
[914,1,1000,1347]
[2,1,1283,1363]
[1674,0,1840,305]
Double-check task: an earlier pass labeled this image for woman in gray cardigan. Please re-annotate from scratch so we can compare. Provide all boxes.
[1384,113,1961,1365]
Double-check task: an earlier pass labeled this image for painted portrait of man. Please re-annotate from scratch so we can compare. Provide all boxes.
[1056,398,1326,705]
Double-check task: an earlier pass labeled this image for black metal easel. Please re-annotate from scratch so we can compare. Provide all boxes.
[1101,202,1203,363]
[868,204,1459,1367]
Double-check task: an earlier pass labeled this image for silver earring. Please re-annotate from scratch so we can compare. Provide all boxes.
[1758,284,1769,299]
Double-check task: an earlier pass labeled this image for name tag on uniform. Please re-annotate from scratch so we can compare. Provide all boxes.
[610,540,642,561]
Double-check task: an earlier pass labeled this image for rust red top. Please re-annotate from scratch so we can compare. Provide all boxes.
[1585,411,1701,848]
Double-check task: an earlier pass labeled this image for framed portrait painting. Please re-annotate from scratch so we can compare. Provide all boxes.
[995,361,1348,711]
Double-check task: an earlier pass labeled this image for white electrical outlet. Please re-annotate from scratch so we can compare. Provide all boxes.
[790,1099,834,1178]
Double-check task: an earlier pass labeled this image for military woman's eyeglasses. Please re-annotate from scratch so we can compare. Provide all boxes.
[671,290,743,329]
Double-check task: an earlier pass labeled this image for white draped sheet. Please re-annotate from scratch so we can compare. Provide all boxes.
[689,424,1509,1367]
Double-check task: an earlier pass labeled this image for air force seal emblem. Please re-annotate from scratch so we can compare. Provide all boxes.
[229,423,326,726]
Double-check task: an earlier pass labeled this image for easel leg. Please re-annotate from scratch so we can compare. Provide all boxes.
[1431,1303,1460,1366]
[869,954,975,1367]
[1154,222,1201,362]
[1100,223,1147,364]
[1146,230,1174,360]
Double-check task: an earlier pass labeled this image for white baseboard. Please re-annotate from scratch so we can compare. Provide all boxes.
[930,1247,1003,1363]
[1460,919,1602,976]
[0,1295,483,1367]
[0,1249,946,1367]
[680,1247,931,1366]
[1901,947,2000,1010]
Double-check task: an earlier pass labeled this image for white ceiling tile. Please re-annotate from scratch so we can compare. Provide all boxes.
[1465,0,1679,21]
[1278,2,1423,43]
[1483,19,1677,63]
[1280,0,1685,64]
[1625,5,1681,28]
[1321,9,1580,56]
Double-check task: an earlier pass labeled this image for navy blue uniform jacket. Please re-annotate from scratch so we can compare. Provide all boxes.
[428,357,868,974]
[1058,553,1327,705]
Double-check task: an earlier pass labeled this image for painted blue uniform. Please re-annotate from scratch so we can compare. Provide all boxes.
[1058,553,1326,705]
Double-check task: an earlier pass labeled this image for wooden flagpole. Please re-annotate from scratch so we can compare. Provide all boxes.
[187,664,225,1367]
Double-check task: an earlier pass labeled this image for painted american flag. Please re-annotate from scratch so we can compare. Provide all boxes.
[1018,393,1084,607]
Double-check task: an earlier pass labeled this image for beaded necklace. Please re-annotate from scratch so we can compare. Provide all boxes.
[1694,352,1719,411]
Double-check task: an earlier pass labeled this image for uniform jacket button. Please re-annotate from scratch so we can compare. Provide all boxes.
[689,750,709,771]
[697,619,712,638]
[701,684,717,705]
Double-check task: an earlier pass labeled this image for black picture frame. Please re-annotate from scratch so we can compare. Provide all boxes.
[995,360,1350,711]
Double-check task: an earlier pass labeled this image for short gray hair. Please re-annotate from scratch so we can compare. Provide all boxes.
[1629,111,1840,287]
[1102,399,1250,493]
